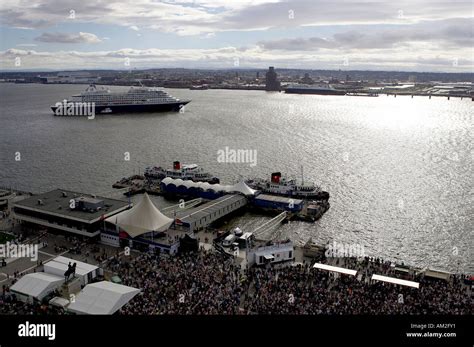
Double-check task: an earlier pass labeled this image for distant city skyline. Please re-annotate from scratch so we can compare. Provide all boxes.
[0,0,473,72]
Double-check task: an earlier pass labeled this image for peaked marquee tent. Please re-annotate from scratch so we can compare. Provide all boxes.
[105,193,173,238]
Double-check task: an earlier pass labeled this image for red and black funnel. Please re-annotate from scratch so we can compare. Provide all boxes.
[271,172,281,183]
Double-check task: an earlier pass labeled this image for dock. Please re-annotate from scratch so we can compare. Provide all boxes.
[112,174,330,225]
[112,175,162,196]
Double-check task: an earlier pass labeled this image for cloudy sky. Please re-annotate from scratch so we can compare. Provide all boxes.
[0,0,473,72]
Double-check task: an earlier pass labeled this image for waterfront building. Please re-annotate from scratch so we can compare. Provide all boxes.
[265,66,281,91]
[253,194,304,212]
[0,189,16,211]
[174,194,248,232]
[301,73,314,84]
[246,240,294,266]
[42,72,100,84]
[12,189,130,238]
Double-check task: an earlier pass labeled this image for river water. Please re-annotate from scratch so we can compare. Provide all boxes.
[0,83,472,272]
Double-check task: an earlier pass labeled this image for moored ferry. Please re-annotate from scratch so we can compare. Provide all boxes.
[246,172,329,200]
[145,161,220,184]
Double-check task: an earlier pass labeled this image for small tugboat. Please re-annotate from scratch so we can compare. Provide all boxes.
[144,161,220,184]
[246,171,329,200]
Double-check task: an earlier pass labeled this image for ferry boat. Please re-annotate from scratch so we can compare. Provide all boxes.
[189,85,209,90]
[51,84,190,115]
[144,161,220,183]
[284,84,346,96]
[246,172,329,200]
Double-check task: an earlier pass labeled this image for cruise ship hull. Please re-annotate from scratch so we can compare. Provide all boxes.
[249,186,330,200]
[285,88,345,96]
[51,101,190,115]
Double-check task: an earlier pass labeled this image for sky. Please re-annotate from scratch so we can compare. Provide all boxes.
[0,0,473,72]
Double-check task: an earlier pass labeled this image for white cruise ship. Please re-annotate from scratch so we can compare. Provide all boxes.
[51,84,190,115]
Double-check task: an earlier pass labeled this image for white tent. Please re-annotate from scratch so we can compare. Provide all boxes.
[371,274,419,289]
[105,193,173,238]
[10,272,63,302]
[313,263,357,276]
[67,281,140,315]
[162,178,231,193]
[49,296,70,308]
[230,181,257,196]
[44,256,99,286]
[161,177,256,196]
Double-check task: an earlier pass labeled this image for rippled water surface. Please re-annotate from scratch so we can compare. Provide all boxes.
[0,83,472,272]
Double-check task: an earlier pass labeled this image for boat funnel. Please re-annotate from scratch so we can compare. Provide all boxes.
[271,172,281,183]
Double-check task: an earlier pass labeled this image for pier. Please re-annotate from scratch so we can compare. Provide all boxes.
[113,173,330,225]
[173,194,247,232]
[380,92,471,100]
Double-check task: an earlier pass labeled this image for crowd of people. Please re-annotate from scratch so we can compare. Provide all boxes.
[243,264,471,314]
[0,248,471,315]
[113,251,243,314]
[108,250,471,315]
[0,293,64,315]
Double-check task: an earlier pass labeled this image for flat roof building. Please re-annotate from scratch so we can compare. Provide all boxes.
[13,189,130,237]
[247,240,294,266]
[175,194,247,232]
[253,194,303,212]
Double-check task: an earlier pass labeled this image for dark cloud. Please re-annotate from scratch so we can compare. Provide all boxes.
[1,0,472,34]
[0,0,113,29]
[220,1,472,32]
[258,18,473,50]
